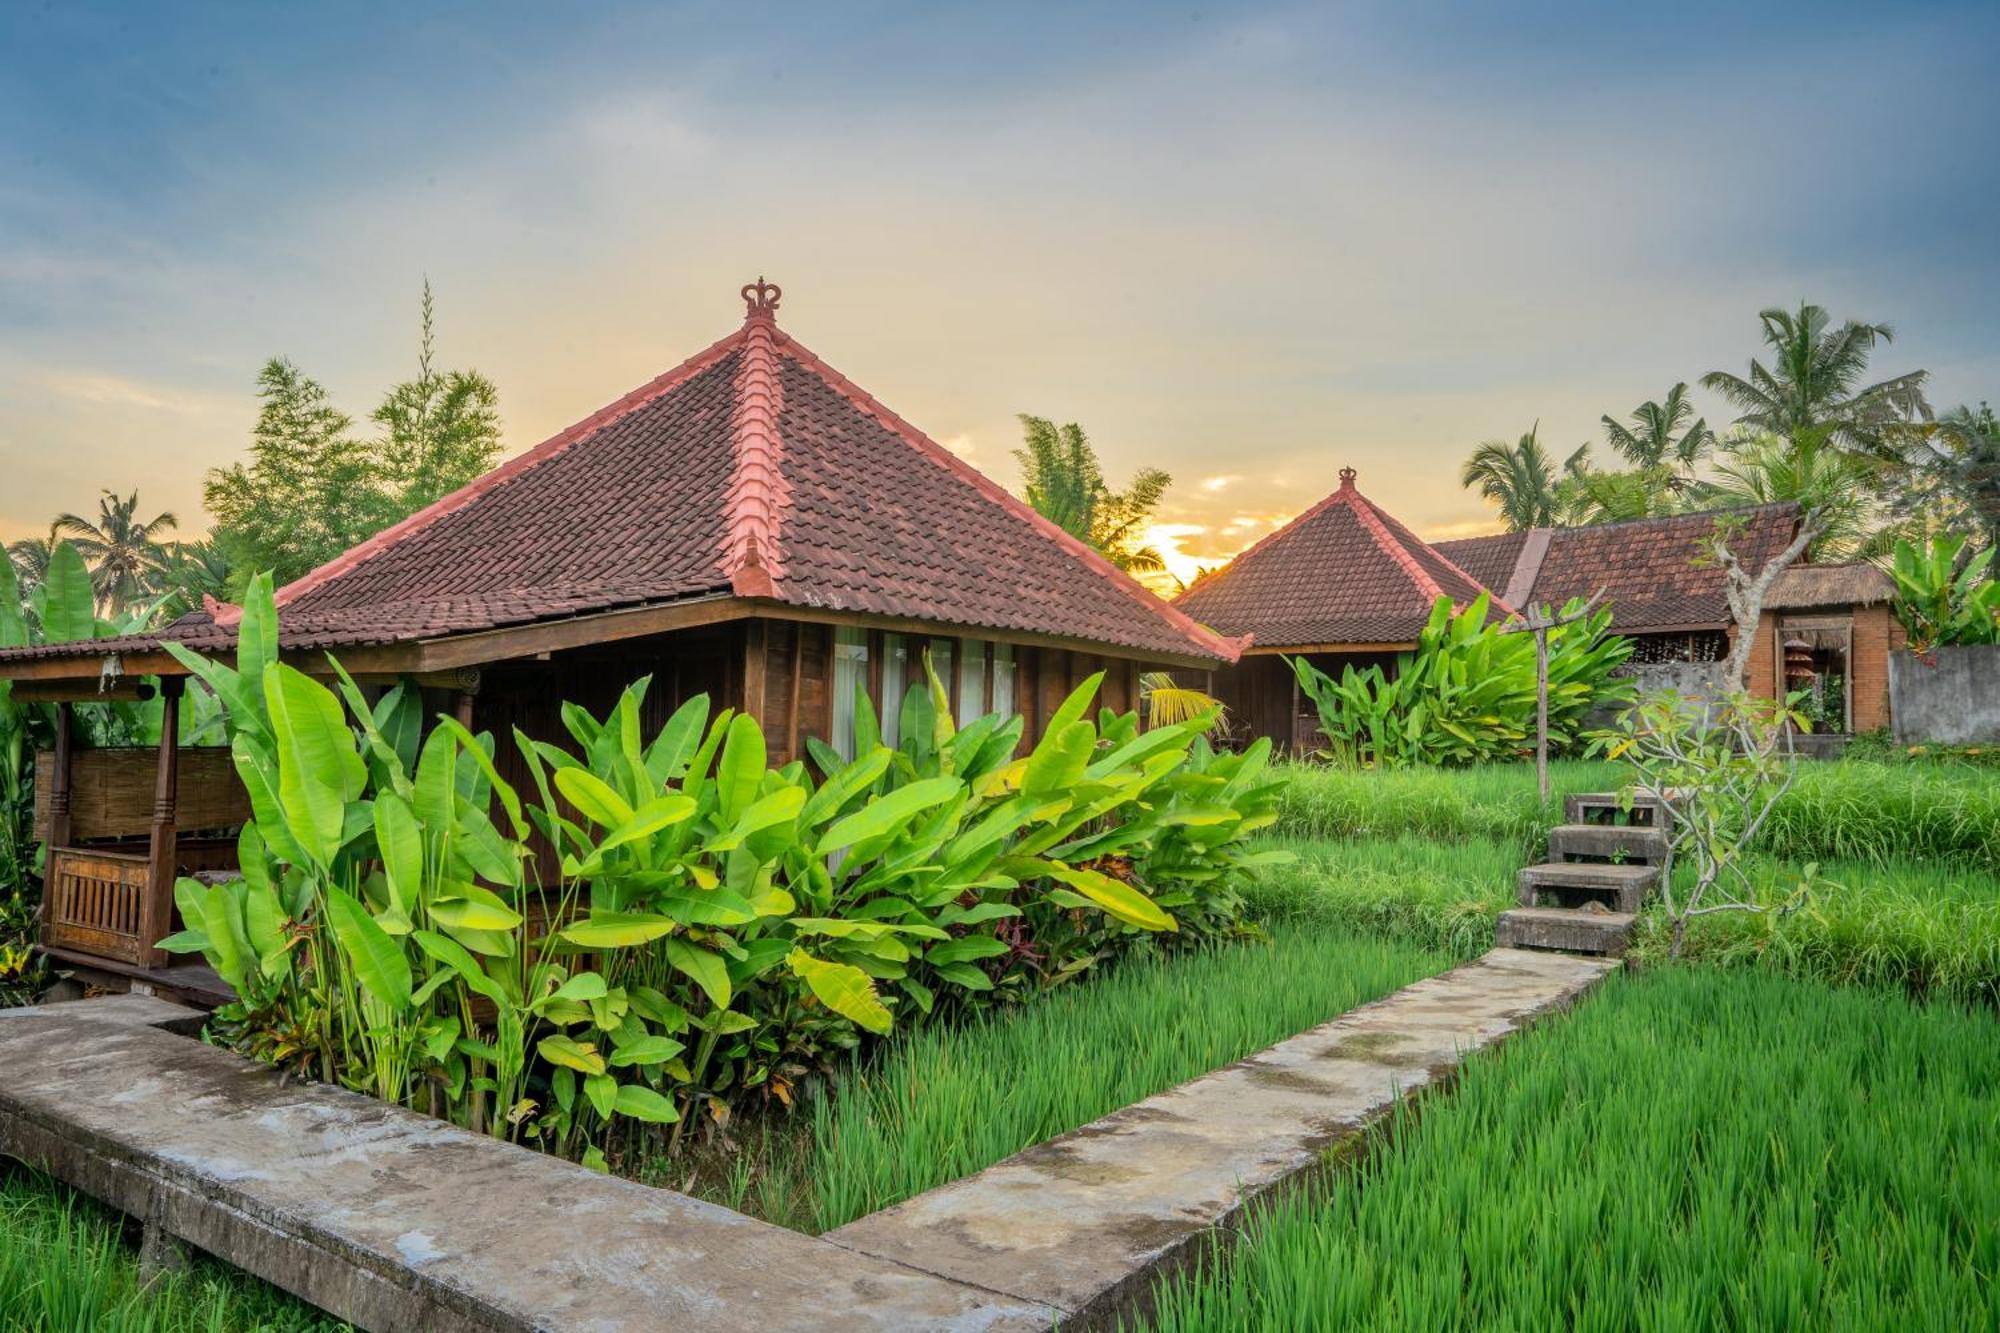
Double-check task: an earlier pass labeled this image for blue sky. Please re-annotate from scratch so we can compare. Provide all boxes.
[4,1,1996,578]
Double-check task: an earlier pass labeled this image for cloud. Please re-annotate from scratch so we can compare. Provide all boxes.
[1198,474,1240,493]
[37,370,230,415]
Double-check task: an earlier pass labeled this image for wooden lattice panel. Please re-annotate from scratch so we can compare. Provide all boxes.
[44,847,148,964]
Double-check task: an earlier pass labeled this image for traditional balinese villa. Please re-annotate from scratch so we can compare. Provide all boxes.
[1434,503,1802,669]
[0,278,1237,998]
[1172,467,1505,750]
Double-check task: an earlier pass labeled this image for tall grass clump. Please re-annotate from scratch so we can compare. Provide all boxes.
[1760,760,2000,869]
[806,929,1446,1231]
[1242,834,1520,958]
[0,1167,344,1331]
[1634,854,2000,1003]
[1138,967,2000,1332]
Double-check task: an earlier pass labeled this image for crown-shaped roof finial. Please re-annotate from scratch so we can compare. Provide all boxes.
[741,276,782,320]
[1338,466,1358,489]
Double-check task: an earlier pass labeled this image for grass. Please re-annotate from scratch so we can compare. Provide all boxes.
[680,928,1449,1233]
[1272,756,2000,871]
[0,1164,346,1331]
[1136,965,2000,1332]
[1242,833,1521,959]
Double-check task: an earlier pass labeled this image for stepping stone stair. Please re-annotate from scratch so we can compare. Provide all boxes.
[1494,792,1673,957]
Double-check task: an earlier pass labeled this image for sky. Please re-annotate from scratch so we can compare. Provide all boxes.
[3,1,1997,588]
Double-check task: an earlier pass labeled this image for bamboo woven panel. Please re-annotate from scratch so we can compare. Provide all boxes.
[33,747,250,842]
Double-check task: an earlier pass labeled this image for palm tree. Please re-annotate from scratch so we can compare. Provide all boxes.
[1459,424,1564,531]
[52,490,177,615]
[1702,427,1876,559]
[1601,383,1714,481]
[1700,302,1930,455]
[5,527,60,594]
[1918,404,2000,550]
[1014,415,1168,573]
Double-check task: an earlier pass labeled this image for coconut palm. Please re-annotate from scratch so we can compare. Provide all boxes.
[1702,428,1876,559]
[1912,404,2000,550]
[1700,302,1930,455]
[1459,425,1566,531]
[52,490,177,614]
[4,528,60,594]
[1601,383,1714,481]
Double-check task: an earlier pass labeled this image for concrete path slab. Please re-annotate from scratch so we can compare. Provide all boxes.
[827,947,1617,1326]
[0,1002,1051,1333]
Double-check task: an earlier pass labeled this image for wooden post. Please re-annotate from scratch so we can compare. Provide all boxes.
[49,701,74,851]
[785,624,804,763]
[1500,590,1605,804]
[143,678,183,967]
[741,620,769,725]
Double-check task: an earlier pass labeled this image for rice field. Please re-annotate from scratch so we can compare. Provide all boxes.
[1271,756,2000,871]
[800,927,1447,1231]
[1136,965,2000,1332]
[0,1166,344,1332]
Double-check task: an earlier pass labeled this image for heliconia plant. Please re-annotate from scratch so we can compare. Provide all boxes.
[156,577,1289,1168]
[1289,593,1631,769]
[1888,534,1999,655]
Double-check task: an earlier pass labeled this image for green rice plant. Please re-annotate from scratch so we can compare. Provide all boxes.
[1271,757,2000,872]
[804,928,1446,1231]
[1239,834,1520,959]
[1634,853,2000,1002]
[1137,966,2000,1332]
[0,1166,345,1331]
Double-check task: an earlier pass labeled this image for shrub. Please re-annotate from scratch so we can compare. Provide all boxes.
[1888,534,2000,653]
[1288,594,1630,768]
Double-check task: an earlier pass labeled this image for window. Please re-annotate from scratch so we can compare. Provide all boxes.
[992,643,1017,717]
[957,641,987,723]
[880,634,909,746]
[831,627,869,759]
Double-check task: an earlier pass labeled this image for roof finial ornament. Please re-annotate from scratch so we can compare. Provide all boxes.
[741,276,782,320]
[1339,466,1357,489]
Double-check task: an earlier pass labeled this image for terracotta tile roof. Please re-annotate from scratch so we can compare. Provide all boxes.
[1435,503,1801,631]
[1,280,1232,669]
[1173,468,1506,647]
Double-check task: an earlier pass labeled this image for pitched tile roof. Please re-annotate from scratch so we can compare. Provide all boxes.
[1435,503,1801,632]
[1173,468,1506,647]
[3,280,1234,668]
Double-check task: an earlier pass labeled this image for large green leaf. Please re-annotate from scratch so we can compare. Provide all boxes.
[326,886,413,1009]
[1045,864,1177,932]
[0,554,28,648]
[412,929,506,1005]
[559,912,680,948]
[38,543,96,644]
[714,713,766,824]
[264,664,364,865]
[554,766,636,829]
[373,792,423,913]
[817,777,963,853]
[1024,720,1095,797]
[613,1083,681,1123]
[663,938,731,1009]
[428,883,524,932]
[788,949,892,1033]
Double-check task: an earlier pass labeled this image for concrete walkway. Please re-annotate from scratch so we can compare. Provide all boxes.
[1,946,1615,1332]
[0,998,1051,1332]
[828,946,1616,1324]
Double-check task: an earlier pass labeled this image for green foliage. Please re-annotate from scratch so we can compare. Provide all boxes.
[805,928,1443,1232]
[1599,382,1713,477]
[1701,425,1879,558]
[1288,594,1631,768]
[1239,833,1520,959]
[1457,424,1571,531]
[1138,967,2000,1332]
[1014,414,1170,573]
[206,286,501,589]
[50,488,178,615]
[162,600,1286,1164]
[1888,533,2000,652]
[0,1168,342,1331]
[1700,301,1931,456]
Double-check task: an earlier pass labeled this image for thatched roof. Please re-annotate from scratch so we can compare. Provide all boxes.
[1765,562,1893,610]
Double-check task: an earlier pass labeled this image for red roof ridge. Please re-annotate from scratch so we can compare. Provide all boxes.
[723,291,789,597]
[273,324,751,610]
[1355,491,1518,618]
[769,326,1240,664]
[1342,486,1446,605]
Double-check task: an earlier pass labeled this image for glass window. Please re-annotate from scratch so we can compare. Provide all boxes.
[927,639,954,705]
[880,634,908,747]
[992,643,1017,718]
[831,627,869,759]
[957,641,987,724]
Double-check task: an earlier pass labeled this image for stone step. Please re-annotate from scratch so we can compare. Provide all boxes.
[1564,791,1672,829]
[1517,861,1658,913]
[1495,906,1635,957]
[1546,822,1670,867]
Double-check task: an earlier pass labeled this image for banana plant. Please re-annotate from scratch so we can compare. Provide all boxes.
[1889,535,2000,654]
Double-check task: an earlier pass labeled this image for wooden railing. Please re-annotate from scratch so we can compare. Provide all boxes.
[44,846,150,965]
